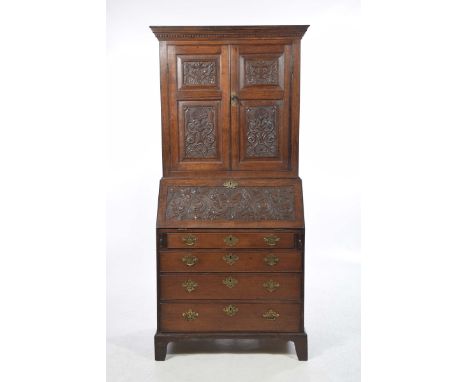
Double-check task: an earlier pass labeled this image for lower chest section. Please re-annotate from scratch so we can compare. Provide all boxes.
[157,229,304,333]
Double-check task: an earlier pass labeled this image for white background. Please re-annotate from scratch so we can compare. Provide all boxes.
[1,1,467,382]
[107,0,360,381]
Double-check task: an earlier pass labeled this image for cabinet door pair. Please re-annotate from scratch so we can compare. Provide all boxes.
[166,43,292,173]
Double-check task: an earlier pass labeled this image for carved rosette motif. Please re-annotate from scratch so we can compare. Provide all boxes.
[184,106,217,159]
[246,106,278,158]
[245,59,278,85]
[183,61,216,85]
[165,186,295,221]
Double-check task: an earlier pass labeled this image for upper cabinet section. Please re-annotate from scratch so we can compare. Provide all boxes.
[151,26,308,178]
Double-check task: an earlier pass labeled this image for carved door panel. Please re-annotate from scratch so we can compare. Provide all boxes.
[167,45,230,172]
[230,44,292,171]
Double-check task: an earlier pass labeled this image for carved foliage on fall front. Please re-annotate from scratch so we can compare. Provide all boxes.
[165,186,295,221]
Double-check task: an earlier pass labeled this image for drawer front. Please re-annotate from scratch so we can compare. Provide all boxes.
[160,273,301,300]
[160,302,301,332]
[165,232,296,249]
[159,250,301,272]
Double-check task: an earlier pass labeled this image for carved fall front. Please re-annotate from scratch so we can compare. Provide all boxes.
[165,186,295,221]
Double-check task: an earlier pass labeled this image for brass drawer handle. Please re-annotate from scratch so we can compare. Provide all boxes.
[263,279,280,292]
[262,309,280,320]
[182,234,197,246]
[182,309,199,321]
[182,254,198,267]
[264,234,280,246]
[223,304,238,317]
[223,179,238,189]
[182,279,198,293]
[223,253,239,265]
[264,254,279,266]
[222,276,238,288]
[224,235,239,247]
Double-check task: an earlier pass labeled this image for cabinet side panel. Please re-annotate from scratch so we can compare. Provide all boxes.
[159,42,171,176]
[290,40,301,176]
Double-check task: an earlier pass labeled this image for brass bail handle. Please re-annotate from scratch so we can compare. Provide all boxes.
[182,309,199,321]
[264,234,280,246]
[264,254,279,266]
[223,304,238,317]
[182,254,198,267]
[262,309,280,320]
[182,234,197,246]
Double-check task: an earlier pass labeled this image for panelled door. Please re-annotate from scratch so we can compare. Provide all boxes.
[230,44,291,171]
[166,43,291,173]
[167,45,230,172]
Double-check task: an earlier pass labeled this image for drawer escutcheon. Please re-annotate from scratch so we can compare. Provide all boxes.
[264,234,280,246]
[263,279,280,292]
[262,309,280,320]
[223,304,239,317]
[223,179,238,189]
[264,254,279,266]
[182,279,198,293]
[182,309,199,321]
[222,276,238,288]
[182,234,197,246]
[181,254,198,267]
[224,235,239,247]
[223,253,239,265]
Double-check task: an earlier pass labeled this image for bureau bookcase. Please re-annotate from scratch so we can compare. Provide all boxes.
[150,25,309,360]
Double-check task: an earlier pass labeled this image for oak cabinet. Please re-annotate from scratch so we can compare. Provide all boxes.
[151,25,309,361]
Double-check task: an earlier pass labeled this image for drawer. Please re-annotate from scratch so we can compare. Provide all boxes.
[165,232,296,249]
[160,302,301,332]
[160,273,301,300]
[159,250,302,273]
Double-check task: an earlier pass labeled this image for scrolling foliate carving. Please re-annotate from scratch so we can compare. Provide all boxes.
[245,59,278,85]
[184,106,217,159]
[246,106,278,158]
[165,186,295,221]
[183,61,217,85]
